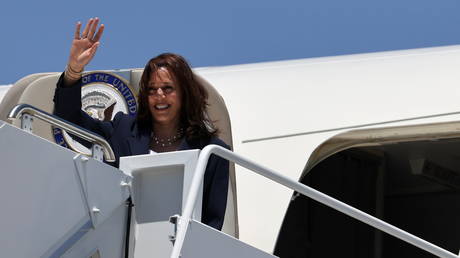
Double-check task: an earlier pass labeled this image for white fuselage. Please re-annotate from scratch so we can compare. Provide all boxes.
[195,45,460,252]
[0,85,12,103]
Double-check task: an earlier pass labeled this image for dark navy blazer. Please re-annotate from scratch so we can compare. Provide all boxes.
[53,74,229,230]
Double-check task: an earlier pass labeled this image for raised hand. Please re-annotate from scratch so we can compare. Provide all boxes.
[68,17,105,73]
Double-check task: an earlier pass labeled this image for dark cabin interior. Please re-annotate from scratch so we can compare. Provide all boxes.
[274,138,460,258]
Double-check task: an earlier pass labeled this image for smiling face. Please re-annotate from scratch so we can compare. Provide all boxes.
[147,67,182,129]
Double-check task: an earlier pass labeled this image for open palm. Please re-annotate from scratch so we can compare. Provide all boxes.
[68,18,105,72]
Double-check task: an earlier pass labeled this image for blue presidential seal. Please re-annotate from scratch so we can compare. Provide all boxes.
[53,71,137,155]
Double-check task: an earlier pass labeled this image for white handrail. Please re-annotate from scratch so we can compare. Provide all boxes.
[7,103,116,162]
[170,145,458,258]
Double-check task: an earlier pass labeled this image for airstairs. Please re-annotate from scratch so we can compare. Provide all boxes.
[0,104,276,258]
[0,104,458,258]
[1,104,459,258]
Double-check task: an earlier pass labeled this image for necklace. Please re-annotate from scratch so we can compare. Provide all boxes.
[151,128,184,147]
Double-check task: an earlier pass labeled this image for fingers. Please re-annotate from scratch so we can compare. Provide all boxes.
[87,17,99,39]
[93,24,105,42]
[77,17,103,42]
[88,42,100,58]
[74,22,82,39]
[81,18,94,38]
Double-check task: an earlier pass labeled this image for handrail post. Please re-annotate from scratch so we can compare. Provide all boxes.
[170,146,214,258]
[21,113,33,133]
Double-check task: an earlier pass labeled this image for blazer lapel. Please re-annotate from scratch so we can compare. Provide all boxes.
[178,138,190,151]
[178,138,202,151]
[127,123,150,155]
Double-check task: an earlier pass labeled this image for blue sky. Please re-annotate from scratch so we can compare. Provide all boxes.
[1,0,460,84]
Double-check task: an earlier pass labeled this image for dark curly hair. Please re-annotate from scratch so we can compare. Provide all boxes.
[137,53,218,142]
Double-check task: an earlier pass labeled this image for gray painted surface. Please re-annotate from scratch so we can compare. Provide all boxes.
[181,220,277,258]
[61,204,127,258]
[0,122,128,257]
[0,122,87,257]
[120,151,202,258]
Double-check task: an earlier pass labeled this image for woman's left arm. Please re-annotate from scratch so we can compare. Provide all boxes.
[202,149,230,230]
